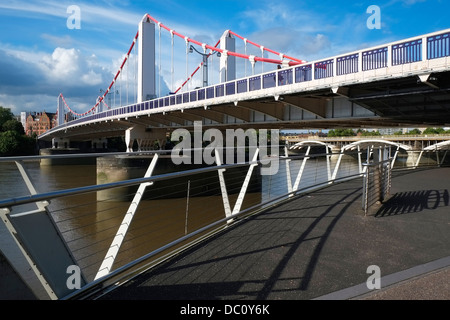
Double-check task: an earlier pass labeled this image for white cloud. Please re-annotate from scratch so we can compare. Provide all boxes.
[40,34,74,47]
[0,46,111,114]
[0,0,140,27]
[36,47,106,88]
[41,48,80,80]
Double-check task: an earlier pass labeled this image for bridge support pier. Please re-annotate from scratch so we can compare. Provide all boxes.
[52,137,70,149]
[125,125,167,152]
[92,138,108,150]
[406,150,438,168]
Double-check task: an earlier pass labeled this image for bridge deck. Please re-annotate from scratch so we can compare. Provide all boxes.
[100,167,450,301]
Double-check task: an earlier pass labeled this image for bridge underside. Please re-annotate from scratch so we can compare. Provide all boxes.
[41,71,450,142]
[346,70,450,126]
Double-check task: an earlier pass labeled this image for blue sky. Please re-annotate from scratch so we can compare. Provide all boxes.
[0,0,449,116]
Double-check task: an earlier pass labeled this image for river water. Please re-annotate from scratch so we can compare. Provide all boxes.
[0,154,360,284]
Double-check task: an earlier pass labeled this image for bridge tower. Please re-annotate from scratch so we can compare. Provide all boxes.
[220,31,236,83]
[138,16,156,103]
[57,94,65,126]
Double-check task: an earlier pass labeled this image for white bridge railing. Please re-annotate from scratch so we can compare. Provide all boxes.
[0,146,447,299]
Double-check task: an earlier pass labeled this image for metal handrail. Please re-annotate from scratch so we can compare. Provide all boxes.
[2,147,447,300]
[61,157,365,300]
[0,160,251,208]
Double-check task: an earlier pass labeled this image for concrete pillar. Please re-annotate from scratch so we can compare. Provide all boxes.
[52,137,70,149]
[125,125,167,152]
[91,138,108,150]
[138,16,156,103]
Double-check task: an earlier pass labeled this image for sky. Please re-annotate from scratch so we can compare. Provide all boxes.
[0,0,449,116]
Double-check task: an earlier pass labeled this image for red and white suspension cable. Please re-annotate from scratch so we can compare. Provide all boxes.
[64,13,308,117]
[145,14,306,68]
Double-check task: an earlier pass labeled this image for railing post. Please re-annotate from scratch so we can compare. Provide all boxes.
[362,163,370,215]
[387,44,392,67]
[331,152,343,181]
[422,36,428,61]
[231,148,259,215]
[284,145,294,196]
[293,146,310,191]
[358,50,363,75]
[326,146,332,182]
[95,153,159,280]
[215,149,232,220]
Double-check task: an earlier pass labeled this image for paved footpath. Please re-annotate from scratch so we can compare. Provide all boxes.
[102,167,450,300]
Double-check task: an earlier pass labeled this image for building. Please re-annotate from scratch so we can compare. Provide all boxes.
[25,111,57,136]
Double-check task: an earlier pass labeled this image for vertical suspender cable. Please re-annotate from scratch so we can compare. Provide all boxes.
[134,41,137,103]
[171,30,174,92]
[126,54,129,106]
[261,46,264,73]
[185,38,189,92]
[158,22,161,97]
[244,39,247,77]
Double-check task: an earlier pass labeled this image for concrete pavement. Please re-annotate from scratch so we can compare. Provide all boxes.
[101,167,450,300]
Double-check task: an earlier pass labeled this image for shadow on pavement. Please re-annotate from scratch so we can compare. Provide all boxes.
[375,189,449,217]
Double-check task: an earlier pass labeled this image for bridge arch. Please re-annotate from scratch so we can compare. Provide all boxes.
[340,139,412,172]
[341,139,412,152]
[424,140,450,151]
[289,140,336,151]
[421,140,450,166]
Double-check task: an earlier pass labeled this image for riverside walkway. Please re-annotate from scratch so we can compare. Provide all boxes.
[101,167,450,301]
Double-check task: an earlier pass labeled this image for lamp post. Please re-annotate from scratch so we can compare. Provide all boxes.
[189,45,220,87]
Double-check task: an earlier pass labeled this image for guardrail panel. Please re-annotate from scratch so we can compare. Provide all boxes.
[428,32,450,59]
[337,53,359,76]
[295,64,312,83]
[314,59,333,79]
[392,39,422,65]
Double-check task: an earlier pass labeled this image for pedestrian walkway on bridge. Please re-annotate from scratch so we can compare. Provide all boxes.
[100,167,450,300]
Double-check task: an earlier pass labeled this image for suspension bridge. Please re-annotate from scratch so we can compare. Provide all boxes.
[1,13,450,302]
[37,13,450,152]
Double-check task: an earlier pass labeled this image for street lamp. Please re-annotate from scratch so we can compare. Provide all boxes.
[189,45,221,87]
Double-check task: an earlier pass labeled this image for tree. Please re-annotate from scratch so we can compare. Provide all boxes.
[0,107,14,130]
[328,128,356,137]
[2,119,25,134]
[423,127,445,134]
[359,130,381,136]
[0,106,37,156]
[0,130,20,156]
[407,128,421,135]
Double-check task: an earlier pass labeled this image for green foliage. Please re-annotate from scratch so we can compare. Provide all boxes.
[0,130,20,155]
[0,106,37,156]
[359,130,381,136]
[2,119,25,134]
[0,107,14,129]
[327,128,356,137]
[406,128,422,135]
[422,127,445,134]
